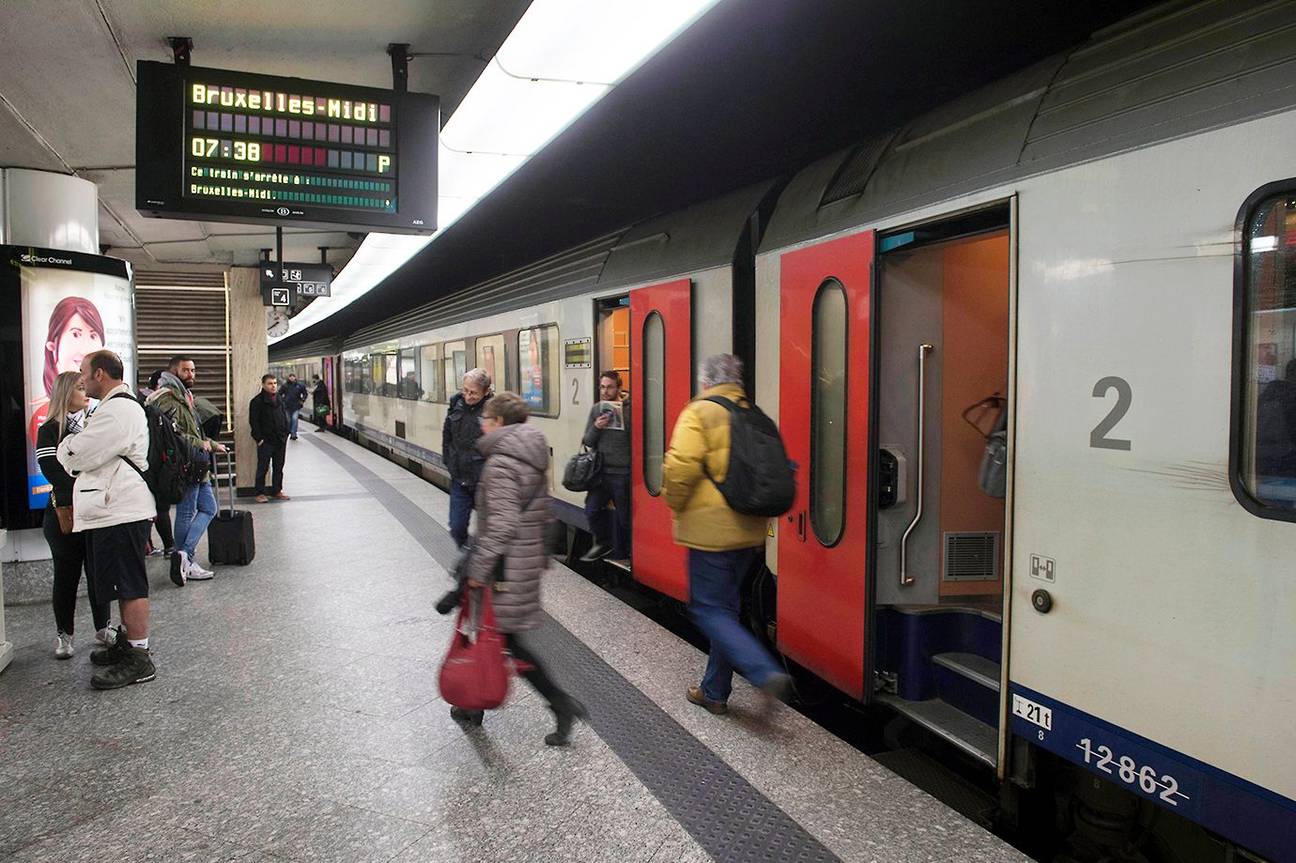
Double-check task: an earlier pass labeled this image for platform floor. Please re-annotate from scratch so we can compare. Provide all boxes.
[0,432,1030,863]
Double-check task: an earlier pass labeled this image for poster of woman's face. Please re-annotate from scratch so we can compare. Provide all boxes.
[21,266,133,508]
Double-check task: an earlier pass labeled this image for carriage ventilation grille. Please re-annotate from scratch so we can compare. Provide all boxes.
[943,532,1000,581]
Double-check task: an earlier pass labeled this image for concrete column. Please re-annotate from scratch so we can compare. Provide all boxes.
[229,267,269,494]
[0,532,12,673]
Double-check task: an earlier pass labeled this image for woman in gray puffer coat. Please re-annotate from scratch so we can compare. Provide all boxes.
[456,392,587,745]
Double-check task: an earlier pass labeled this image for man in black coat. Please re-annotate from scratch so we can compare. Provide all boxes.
[280,373,309,440]
[441,368,491,547]
[249,374,291,503]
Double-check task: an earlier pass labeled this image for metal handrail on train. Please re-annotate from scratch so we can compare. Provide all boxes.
[899,343,933,587]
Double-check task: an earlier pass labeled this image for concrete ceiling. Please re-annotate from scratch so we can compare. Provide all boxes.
[0,0,529,271]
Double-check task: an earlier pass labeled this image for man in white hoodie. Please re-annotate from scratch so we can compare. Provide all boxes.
[56,350,158,689]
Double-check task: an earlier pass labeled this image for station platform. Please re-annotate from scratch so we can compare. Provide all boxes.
[0,432,1029,863]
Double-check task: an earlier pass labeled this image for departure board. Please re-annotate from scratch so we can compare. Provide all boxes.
[136,61,438,234]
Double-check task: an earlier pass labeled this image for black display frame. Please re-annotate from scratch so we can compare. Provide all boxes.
[0,246,132,529]
[136,61,438,234]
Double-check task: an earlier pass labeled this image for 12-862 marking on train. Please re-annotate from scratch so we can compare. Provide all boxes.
[1077,738,1190,806]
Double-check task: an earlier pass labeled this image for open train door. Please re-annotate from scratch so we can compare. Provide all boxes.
[777,231,875,699]
[630,279,692,601]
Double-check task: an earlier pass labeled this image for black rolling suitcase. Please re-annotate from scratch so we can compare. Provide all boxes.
[208,451,255,565]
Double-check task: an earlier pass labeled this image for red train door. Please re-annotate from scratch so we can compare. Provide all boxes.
[630,279,692,601]
[777,231,875,699]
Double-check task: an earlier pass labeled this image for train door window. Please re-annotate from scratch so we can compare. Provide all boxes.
[476,334,506,391]
[643,311,666,495]
[419,344,444,402]
[811,279,848,545]
[598,301,631,394]
[519,324,560,417]
[444,340,467,397]
[397,348,419,400]
[1236,188,1296,516]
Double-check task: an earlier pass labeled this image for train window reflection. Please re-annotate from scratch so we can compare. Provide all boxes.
[811,279,847,545]
[518,324,560,417]
[643,312,665,495]
[1239,192,1296,513]
[444,340,467,398]
[397,348,420,400]
[419,344,444,402]
[476,334,506,392]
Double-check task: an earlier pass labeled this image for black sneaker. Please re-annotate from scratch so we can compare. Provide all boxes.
[169,551,186,587]
[450,706,484,725]
[90,645,156,690]
[579,543,611,563]
[90,626,130,666]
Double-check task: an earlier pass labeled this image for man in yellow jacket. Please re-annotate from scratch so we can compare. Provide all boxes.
[663,354,792,715]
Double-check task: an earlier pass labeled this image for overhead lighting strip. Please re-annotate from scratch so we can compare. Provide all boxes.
[274,0,720,343]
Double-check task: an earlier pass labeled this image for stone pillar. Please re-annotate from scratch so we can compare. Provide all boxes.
[229,267,268,495]
[0,532,12,673]
[1,169,103,657]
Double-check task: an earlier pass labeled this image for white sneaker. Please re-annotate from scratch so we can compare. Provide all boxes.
[54,632,74,659]
[95,627,116,647]
[186,560,215,581]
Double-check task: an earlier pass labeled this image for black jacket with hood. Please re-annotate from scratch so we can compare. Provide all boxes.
[441,392,490,486]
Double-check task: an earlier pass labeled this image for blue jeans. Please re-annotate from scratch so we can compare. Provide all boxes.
[288,409,301,437]
[174,481,217,559]
[583,471,631,558]
[449,481,475,548]
[688,547,780,702]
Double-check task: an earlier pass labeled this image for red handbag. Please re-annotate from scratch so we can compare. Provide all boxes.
[438,588,511,710]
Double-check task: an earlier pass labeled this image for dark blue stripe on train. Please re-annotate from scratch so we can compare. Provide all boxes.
[1009,683,1295,862]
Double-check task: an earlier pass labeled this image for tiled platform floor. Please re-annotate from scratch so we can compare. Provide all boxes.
[0,431,1029,863]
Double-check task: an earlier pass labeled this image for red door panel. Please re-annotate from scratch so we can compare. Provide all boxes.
[630,279,692,602]
[777,231,875,699]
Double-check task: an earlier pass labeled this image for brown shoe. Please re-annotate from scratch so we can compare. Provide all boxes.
[686,686,728,715]
[255,494,269,503]
[273,492,291,500]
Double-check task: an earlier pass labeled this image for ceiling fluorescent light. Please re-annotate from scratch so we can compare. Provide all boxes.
[273,0,720,344]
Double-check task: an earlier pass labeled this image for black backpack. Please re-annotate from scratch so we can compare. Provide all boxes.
[111,393,197,505]
[702,396,796,517]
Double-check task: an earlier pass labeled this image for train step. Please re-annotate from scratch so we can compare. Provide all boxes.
[931,652,1000,728]
[876,693,997,768]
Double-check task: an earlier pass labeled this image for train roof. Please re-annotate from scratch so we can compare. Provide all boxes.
[761,0,1296,252]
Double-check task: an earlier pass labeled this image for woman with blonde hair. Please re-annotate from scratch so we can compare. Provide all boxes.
[35,370,113,658]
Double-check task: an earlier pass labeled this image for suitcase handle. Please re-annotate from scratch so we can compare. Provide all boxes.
[221,448,236,511]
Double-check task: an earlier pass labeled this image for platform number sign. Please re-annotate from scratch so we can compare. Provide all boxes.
[268,287,291,307]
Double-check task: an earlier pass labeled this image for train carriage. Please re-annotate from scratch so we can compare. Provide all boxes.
[271,2,1296,857]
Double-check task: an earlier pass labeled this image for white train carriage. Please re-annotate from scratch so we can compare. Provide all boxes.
[271,1,1296,856]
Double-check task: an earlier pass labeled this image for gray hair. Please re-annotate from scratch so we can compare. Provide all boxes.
[463,367,492,391]
[698,353,744,389]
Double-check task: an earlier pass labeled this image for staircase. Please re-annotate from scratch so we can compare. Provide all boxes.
[875,605,1002,767]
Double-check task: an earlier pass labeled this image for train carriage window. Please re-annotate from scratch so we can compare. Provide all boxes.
[382,352,399,397]
[1237,190,1296,515]
[643,312,666,495]
[444,340,467,398]
[419,344,444,402]
[476,334,506,392]
[518,324,561,417]
[397,348,420,400]
[811,279,848,545]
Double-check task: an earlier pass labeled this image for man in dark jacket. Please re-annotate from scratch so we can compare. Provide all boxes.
[311,375,330,432]
[441,368,491,547]
[581,370,631,563]
[280,373,308,440]
[249,374,291,503]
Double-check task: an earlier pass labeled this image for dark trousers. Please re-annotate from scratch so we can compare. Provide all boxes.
[154,497,174,550]
[448,481,475,548]
[255,439,287,495]
[583,470,631,558]
[43,507,110,635]
[687,547,781,702]
[507,632,567,707]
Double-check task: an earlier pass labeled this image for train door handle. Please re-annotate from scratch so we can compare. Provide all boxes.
[797,511,807,542]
